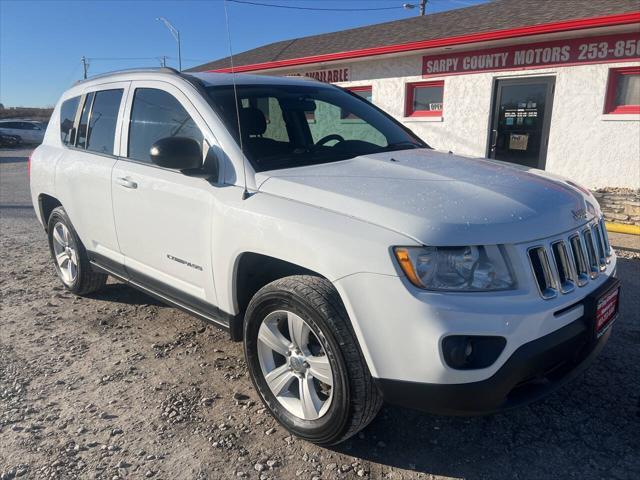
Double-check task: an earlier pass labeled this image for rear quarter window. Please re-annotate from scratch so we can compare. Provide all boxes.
[60,96,80,145]
[86,89,123,155]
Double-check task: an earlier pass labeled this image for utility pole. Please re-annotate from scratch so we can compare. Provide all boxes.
[160,55,167,67]
[419,0,427,16]
[156,17,182,71]
[81,56,89,79]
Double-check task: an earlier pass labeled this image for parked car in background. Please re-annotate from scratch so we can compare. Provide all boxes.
[0,133,22,147]
[0,119,46,144]
[30,68,620,445]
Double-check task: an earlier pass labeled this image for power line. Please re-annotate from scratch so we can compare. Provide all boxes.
[87,57,161,61]
[226,0,406,12]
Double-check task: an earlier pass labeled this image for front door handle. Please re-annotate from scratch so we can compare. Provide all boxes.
[490,129,498,149]
[115,177,138,189]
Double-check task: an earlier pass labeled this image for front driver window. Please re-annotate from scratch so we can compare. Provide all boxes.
[128,88,203,164]
[204,83,425,172]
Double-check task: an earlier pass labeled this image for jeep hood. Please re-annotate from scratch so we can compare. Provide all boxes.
[254,149,599,246]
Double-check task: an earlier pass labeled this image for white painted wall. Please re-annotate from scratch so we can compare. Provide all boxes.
[268,55,640,189]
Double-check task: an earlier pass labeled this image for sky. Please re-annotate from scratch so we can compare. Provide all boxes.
[0,0,488,107]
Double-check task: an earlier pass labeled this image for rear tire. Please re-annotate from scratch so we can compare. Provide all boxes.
[244,275,382,445]
[47,206,107,295]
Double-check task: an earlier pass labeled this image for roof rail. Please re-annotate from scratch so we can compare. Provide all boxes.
[74,67,181,85]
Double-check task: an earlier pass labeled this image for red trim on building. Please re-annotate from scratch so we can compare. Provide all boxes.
[604,65,640,114]
[405,80,444,117]
[208,12,640,74]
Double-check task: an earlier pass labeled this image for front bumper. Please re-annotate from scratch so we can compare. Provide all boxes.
[335,254,617,382]
[375,298,614,415]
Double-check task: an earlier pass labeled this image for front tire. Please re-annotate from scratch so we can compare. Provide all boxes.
[244,275,382,445]
[47,206,107,295]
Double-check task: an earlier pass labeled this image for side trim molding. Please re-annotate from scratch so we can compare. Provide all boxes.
[89,256,236,333]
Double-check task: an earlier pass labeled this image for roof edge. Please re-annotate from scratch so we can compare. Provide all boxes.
[206,11,640,74]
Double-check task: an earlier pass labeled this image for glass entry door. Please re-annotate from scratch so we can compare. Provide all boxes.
[488,77,555,169]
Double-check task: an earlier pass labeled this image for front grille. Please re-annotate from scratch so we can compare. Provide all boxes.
[528,217,612,299]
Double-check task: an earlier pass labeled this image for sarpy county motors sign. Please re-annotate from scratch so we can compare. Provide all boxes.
[422,32,640,77]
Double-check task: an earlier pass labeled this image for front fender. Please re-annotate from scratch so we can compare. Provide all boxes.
[211,186,417,314]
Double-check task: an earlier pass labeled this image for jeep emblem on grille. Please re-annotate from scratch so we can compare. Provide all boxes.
[572,208,587,220]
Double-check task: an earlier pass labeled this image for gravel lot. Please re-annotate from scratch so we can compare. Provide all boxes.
[1,147,639,480]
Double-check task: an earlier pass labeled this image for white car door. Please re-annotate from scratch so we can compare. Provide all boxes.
[55,82,130,272]
[111,81,219,310]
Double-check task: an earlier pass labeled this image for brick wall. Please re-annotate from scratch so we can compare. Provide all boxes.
[592,188,640,226]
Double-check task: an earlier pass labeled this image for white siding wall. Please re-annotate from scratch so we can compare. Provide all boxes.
[271,55,640,189]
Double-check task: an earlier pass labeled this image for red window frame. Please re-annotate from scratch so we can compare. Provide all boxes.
[604,66,640,115]
[347,85,373,95]
[405,80,444,117]
[341,85,373,119]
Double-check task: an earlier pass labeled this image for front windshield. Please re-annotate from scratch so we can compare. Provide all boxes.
[203,83,427,172]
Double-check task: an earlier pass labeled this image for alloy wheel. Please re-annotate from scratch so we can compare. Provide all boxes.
[257,310,334,420]
[51,222,78,285]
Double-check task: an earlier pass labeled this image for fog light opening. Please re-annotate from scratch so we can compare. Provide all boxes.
[447,338,474,368]
[442,335,506,370]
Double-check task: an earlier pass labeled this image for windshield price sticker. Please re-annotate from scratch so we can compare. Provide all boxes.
[423,32,640,77]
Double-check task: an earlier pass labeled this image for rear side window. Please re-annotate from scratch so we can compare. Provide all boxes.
[127,88,202,163]
[86,89,123,155]
[60,96,80,145]
[76,92,94,149]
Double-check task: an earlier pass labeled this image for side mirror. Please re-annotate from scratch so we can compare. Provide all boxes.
[149,137,202,170]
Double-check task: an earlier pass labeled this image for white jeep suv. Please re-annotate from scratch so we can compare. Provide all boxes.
[30,68,620,445]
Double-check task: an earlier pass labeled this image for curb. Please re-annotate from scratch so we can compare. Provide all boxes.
[605,222,640,236]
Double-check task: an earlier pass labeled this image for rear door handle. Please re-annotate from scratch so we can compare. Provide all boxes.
[115,177,138,189]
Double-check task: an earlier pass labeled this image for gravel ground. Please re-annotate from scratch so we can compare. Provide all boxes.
[1,147,639,480]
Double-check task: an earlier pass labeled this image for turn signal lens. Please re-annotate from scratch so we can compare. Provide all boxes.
[394,247,424,288]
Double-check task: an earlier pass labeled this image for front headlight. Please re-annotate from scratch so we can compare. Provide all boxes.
[394,245,515,291]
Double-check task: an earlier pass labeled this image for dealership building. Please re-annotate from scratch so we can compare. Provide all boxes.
[192,0,640,224]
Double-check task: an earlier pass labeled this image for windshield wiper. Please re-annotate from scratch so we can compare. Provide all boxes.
[382,141,423,151]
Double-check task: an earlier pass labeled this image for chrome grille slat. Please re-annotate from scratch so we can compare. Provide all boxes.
[600,217,612,258]
[569,234,590,287]
[528,217,610,299]
[528,247,558,299]
[582,228,600,279]
[551,241,576,294]
[592,223,607,271]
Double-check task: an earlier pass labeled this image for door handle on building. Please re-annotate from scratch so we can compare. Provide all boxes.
[115,177,138,189]
[490,129,498,149]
